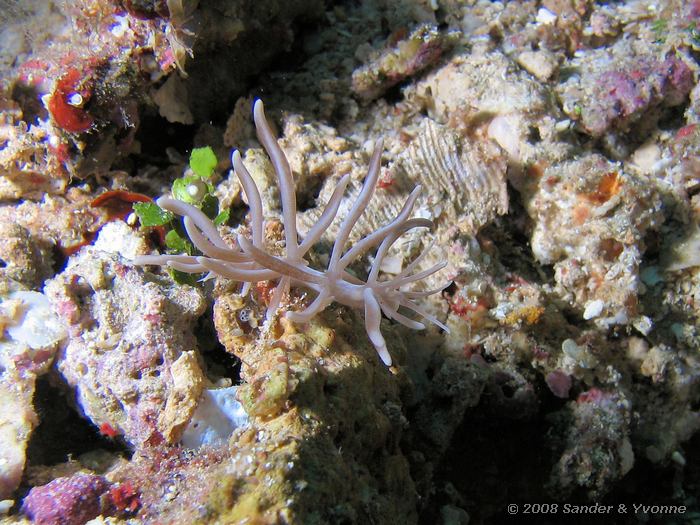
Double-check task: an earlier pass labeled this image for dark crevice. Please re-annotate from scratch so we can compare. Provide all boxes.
[527,125,542,144]
[264,19,321,77]
[51,244,69,275]
[131,110,197,168]
[418,405,551,525]
[657,102,690,132]
[382,81,406,105]
[11,83,47,125]
[195,309,241,384]
[296,175,325,212]
[26,375,130,467]
[483,185,553,288]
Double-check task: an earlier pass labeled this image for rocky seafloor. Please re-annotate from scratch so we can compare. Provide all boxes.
[1,0,700,523]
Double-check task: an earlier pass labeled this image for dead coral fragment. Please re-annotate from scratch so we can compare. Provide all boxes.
[135,100,449,366]
[352,24,457,102]
[557,42,694,138]
[46,241,206,447]
[21,473,109,525]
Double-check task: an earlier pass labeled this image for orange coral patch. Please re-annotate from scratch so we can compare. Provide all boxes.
[503,305,545,326]
[584,171,621,205]
[91,189,153,221]
[572,202,590,225]
[599,238,624,261]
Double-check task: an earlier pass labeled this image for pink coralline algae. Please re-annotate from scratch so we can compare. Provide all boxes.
[690,0,700,20]
[585,55,693,136]
[557,42,695,139]
[576,387,606,405]
[108,481,141,514]
[21,473,110,525]
[545,370,572,399]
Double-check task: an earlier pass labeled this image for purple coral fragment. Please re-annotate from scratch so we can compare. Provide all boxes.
[583,54,693,136]
[21,473,109,525]
[545,370,572,399]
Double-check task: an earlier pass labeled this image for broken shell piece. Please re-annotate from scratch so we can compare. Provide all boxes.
[3,291,66,352]
[630,142,661,174]
[488,114,521,161]
[157,351,205,443]
[536,7,557,25]
[180,386,249,448]
[92,220,152,261]
[517,50,559,82]
[663,224,700,272]
[0,290,65,500]
[351,24,457,101]
[583,299,605,320]
[398,118,508,235]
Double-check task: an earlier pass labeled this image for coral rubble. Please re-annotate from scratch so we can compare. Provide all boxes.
[45,229,207,447]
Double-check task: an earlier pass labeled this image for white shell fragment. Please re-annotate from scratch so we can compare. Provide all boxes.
[298,118,507,247]
[583,299,605,320]
[93,221,151,261]
[3,291,66,351]
[397,119,508,235]
[536,7,557,25]
[0,500,13,515]
[488,114,521,161]
[180,386,249,449]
